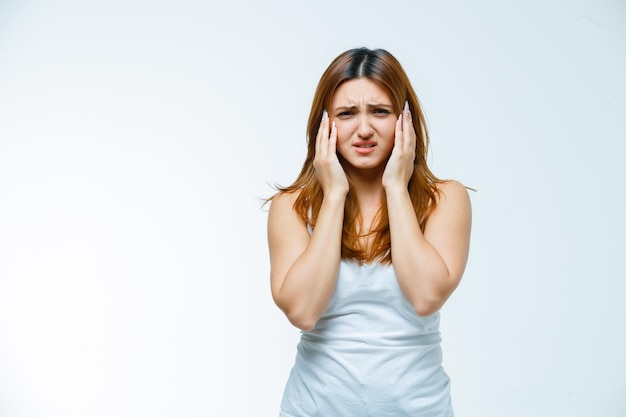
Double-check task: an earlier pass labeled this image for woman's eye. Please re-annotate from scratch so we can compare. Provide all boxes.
[374,109,391,115]
[337,111,353,117]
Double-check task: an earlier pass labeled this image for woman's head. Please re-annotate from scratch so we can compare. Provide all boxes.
[306,48,429,172]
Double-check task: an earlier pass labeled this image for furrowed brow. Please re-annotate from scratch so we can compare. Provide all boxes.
[367,103,393,109]
[334,105,358,111]
[334,103,393,111]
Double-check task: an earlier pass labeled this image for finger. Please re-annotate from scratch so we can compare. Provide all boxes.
[329,120,337,155]
[403,101,415,152]
[316,110,329,157]
[395,112,403,150]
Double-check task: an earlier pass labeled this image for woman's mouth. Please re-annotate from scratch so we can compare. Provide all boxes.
[354,142,376,154]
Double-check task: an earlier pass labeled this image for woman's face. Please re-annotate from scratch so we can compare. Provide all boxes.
[329,78,397,174]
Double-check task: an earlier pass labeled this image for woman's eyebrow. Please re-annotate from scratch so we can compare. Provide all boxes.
[334,103,393,111]
[334,105,358,111]
[368,103,393,109]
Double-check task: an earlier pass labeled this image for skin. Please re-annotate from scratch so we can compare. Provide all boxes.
[268,78,472,330]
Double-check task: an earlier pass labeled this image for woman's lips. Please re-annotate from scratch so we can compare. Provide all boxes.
[353,143,376,154]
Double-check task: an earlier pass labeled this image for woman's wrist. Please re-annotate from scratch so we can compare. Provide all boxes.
[383,182,409,196]
[322,188,348,202]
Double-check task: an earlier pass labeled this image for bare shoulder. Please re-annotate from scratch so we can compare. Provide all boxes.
[426,180,472,230]
[267,189,308,240]
[435,180,471,206]
[268,189,302,221]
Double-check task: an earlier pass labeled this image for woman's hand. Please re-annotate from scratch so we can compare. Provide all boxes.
[314,110,349,198]
[382,102,415,191]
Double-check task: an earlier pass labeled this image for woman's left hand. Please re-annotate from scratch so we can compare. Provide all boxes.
[382,102,415,191]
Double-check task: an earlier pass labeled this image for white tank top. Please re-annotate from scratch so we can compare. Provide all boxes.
[279,260,453,416]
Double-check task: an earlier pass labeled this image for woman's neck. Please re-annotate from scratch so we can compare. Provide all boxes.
[345,166,385,196]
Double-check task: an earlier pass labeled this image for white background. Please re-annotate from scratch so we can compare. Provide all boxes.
[1,1,625,416]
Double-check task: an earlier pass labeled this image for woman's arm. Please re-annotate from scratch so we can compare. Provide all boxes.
[268,191,345,331]
[383,104,472,316]
[386,181,471,316]
[267,114,348,331]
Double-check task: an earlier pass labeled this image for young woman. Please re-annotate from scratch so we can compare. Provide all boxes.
[267,47,472,416]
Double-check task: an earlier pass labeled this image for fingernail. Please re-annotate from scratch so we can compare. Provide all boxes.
[399,113,403,124]
[332,121,336,129]
[322,109,328,121]
[404,101,409,112]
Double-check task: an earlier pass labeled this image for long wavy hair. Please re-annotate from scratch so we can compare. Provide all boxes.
[269,47,442,264]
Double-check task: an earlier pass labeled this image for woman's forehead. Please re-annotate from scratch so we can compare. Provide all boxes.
[331,78,392,107]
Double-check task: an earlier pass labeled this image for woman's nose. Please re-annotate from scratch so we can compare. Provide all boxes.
[357,115,374,138]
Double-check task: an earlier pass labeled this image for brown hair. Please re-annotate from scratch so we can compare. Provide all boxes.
[270,47,442,264]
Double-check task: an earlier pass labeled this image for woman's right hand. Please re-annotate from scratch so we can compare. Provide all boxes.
[313,110,349,197]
